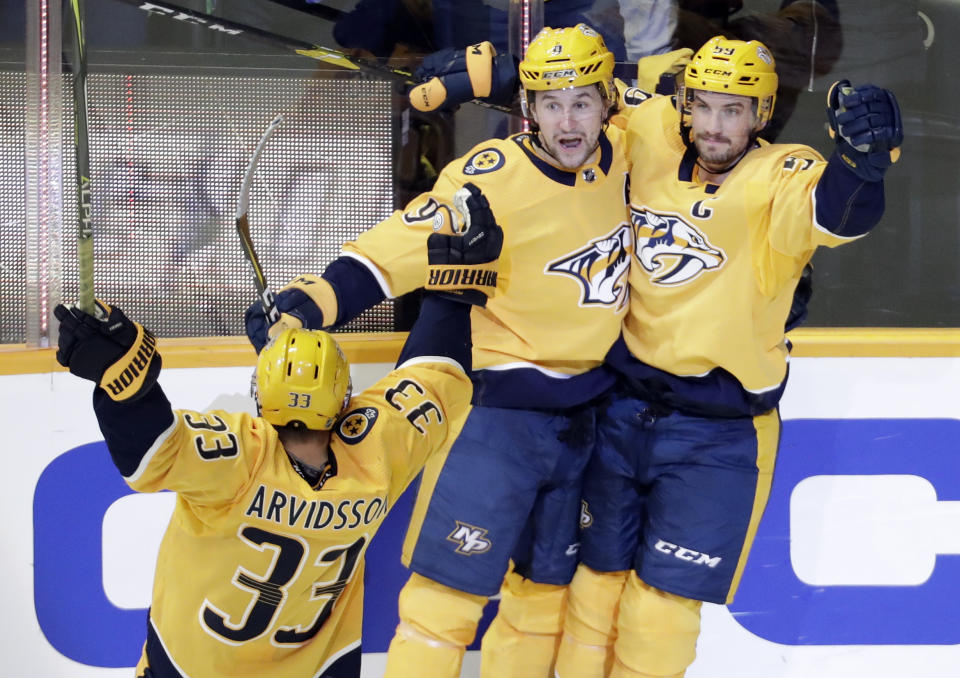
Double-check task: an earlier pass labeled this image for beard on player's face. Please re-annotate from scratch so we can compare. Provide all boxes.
[689,90,759,173]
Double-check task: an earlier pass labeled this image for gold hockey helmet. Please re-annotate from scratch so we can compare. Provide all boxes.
[518,23,616,117]
[681,36,778,130]
[256,328,351,431]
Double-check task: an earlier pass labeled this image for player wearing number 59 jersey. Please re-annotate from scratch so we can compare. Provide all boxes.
[556,37,903,678]
[54,292,477,678]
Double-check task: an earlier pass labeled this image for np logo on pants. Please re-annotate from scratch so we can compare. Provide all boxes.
[447,521,492,555]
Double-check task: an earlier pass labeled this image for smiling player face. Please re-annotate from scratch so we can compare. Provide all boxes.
[530,85,607,169]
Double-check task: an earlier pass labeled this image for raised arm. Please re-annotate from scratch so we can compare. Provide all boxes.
[54,300,171,477]
[244,177,502,352]
[814,80,903,237]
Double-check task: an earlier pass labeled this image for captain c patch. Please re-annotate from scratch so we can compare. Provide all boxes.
[463,148,505,176]
[337,407,379,444]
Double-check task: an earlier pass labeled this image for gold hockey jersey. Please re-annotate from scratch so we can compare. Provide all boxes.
[620,95,860,402]
[341,129,632,408]
[125,360,471,678]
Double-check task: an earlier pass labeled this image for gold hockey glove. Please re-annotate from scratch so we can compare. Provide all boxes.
[244,274,337,353]
[636,47,693,95]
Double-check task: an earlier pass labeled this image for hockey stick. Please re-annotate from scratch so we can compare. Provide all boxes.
[66,0,95,314]
[236,114,284,326]
[113,0,512,113]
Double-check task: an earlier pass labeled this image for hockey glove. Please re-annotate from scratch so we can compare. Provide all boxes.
[615,78,656,111]
[244,274,334,353]
[409,41,518,112]
[635,47,693,95]
[54,300,161,402]
[426,182,503,305]
[826,80,903,182]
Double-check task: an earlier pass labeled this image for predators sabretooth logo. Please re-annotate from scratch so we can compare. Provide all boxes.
[545,224,631,309]
[631,207,725,285]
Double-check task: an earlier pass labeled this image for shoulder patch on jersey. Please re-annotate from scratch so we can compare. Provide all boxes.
[463,148,505,176]
[336,407,379,445]
[782,155,818,173]
[403,197,455,232]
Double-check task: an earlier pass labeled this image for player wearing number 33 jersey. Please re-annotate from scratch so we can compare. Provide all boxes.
[55,294,476,678]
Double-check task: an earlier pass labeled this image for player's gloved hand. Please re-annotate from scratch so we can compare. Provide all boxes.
[614,77,656,111]
[408,41,518,112]
[54,300,161,402]
[635,47,693,95]
[426,182,504,305]
[244,274,330,354]
[826,80,903,182]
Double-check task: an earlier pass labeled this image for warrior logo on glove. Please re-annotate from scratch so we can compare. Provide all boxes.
[55,300,162,402]
[425,182,504,306]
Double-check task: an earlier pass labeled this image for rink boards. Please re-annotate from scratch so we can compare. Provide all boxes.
[4,331,960,677]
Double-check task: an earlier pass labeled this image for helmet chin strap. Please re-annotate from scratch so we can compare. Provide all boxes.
[531,122,605,169]
[533,132,602,169]
[693,130,761,178]
[695,146,748,176]
[527,85,611,169]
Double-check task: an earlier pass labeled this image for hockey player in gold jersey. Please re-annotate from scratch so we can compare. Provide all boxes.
[53,186,502,678]
[244,24,631,678]
[555,37,903,678]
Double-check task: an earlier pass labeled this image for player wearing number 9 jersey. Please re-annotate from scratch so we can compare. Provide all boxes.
[54,293,476,678]
[243,24,631,678]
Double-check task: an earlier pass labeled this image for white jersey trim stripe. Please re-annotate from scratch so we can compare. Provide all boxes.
[810,185,868,242]
[673,360,788,395]
[477,361,576,379]
[339,251,396,298]
[313,639,362,678]
[124,416,179,484]
[396,355,467,375]
[149,616,195,677]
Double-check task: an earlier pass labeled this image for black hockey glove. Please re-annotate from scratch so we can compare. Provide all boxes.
[826,80,903,182]
[244,274,328,354]
[408,41,518,112]
[426,182,504,306]
[54,300,161,402]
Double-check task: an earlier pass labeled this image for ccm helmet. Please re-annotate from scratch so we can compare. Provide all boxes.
[518,23,616,118]
[256,328,351,431]
[680,36,778,130]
